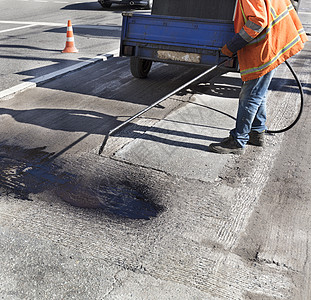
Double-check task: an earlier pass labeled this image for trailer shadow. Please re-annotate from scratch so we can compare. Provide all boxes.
[36,57,242,105]
[6,59,241,156]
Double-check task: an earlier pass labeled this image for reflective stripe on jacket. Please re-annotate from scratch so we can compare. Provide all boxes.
[235,0,308,81]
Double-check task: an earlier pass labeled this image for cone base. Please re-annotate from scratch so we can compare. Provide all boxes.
[62,47,79,53]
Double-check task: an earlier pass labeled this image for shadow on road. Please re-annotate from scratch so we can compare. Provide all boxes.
[0,52,90,79]
[45,25,122,38]
[0,57,240,157]
[0,44,61,53]
[37,57,242,104]
[61,2,150,12]
[61,1,104,10]
[0,107,228,149]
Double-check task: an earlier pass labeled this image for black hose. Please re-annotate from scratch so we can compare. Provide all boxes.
[266,60,304,133]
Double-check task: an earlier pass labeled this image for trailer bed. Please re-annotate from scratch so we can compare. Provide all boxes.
[120,12,237,77]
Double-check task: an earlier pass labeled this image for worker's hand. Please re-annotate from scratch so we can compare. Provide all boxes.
[221,44,234,57]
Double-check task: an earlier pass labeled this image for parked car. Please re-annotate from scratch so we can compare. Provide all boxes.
[98,0,153,9]
[290,0,301,10]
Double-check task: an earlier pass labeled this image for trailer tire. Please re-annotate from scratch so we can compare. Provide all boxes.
[98,0,112,8]
[130,57,152,78]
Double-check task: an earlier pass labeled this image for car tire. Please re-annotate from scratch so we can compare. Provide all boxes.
[130,57,152,78]
[98,0,112,8]
[145,0,153,9]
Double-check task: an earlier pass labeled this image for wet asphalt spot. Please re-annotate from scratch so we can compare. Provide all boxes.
[0,144,62,200]
[0,143,164,220]
[58,177,164,220]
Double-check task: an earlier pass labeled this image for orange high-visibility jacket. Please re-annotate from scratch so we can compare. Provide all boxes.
[234,0,308,81]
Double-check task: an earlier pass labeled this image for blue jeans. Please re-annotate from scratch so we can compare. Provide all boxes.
[230,68,276,147]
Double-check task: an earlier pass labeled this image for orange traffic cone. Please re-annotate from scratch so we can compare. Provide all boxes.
[62,20,78,53]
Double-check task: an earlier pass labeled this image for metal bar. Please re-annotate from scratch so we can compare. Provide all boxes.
[98,59,229,155]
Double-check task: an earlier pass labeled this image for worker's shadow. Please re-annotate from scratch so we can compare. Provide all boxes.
[0,107,229,153]
[0,107,227,204]
[0,108,117,134]
[186,75,242,99]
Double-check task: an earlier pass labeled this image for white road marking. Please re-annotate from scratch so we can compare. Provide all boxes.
[0,20,65,27]
[0,48,120,100]
[0,21,121,31]
[0,24,36,34]
[0,82,36,100]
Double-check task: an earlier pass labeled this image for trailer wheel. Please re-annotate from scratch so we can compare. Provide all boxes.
[130,57,152,78]
[98,0,112,8]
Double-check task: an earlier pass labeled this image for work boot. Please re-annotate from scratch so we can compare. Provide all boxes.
[209,135,245,155]
[248,131,265,146]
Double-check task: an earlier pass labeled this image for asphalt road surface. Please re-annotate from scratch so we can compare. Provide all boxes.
[0,0,145,91]
[0,1,311,299]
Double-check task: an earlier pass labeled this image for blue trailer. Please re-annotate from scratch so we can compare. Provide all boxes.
[119,12,238,78]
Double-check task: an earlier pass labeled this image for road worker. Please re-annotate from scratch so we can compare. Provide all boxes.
[209,0,308,154]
